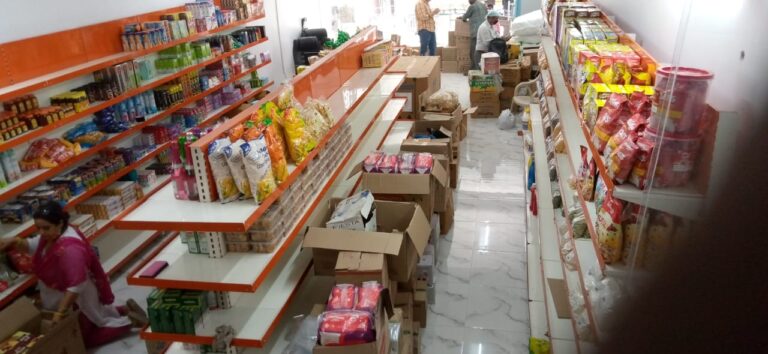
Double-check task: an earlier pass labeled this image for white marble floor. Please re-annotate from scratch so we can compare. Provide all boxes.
[422,74,530,354]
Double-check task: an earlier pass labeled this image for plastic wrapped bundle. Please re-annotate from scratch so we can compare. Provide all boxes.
[283,108,315,163]
[327,284,356,311]
[397,153,416,174]
[223,139,252,198]
[363,151,384,172]
[424,90,459,112]
[376,154,397,174]
[318,310,375,346]
[415,153,433,174]
[355,281,383,313]
[242,136,277,203]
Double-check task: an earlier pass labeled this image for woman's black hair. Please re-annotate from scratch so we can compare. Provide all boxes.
[33,201,70,233]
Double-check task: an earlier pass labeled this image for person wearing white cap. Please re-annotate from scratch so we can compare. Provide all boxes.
[475,10,509,69]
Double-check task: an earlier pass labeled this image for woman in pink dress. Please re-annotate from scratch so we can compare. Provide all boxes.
[0,201,148,348]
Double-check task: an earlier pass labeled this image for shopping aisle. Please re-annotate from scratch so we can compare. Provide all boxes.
[420,74,530,354]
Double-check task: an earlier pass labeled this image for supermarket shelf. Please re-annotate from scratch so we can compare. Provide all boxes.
[0,276,36,310]
[531,102,578,347]
[163,274,335,354]
[0,143,170,240]
[195,81,275,128]
[114,70,405,232]
[380,120,414,154]
[540,36,705,219]
[95,229,164,276]
[139,244,312,347]
[124,78,405,291]
[0,60,272,204]
[0,14,267,102]
[0,37,269,153]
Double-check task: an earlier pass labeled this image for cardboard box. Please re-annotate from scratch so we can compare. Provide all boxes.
[0,298,86,354]
[441,60,459,73]
[389,57,441,119]
[413,290,427,328]
[458,61,471,74]
[335,251,389,286]
[499,85,516,101]
[521,56,532,82]
[394,292,414,322]
[441,47,458,62]
[455,19,470,37]
[450,159,459,189]
[356,160,449,219]
[326,191,377,231]
[448,31,456,47]
[362,41,392,68]
[419,106,477,139]
[470,91,501,117]
[459,113,468,141]
[500,62,522,86]
[402,125,453,159]
[523,48,539,68]
[399,319,414,354]
[469,71,501,92]
[455,35,471,51]
[312,289,394,354]
[304,201,431,281]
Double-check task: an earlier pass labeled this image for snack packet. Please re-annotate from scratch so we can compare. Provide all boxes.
[415,153,433,174]
[228,124,245,142]
[283,108,314,163]
[596,194,624,264]
[318,310,375,346]
[262,119,289,183]
[355,281,383,313]
[278,85,298,111]
[376,154,397,174]
[363,151,384,172]
[607,138,639,184]
[301,105,330,143]
[397,153,416,174]
[327,284,357,311]
[209,138,240,203]
[223,139,252,198]
[242,136,277,203]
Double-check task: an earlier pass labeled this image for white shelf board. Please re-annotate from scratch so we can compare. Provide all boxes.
[530,300,549,339]
[115,71,405,232]
[613,184,703,220]
[543,260,573,341]
[93,229,160,274]
[528,243,544,302]
[380,120,414,154]
[331,97,407,199]
[143,244,314,346]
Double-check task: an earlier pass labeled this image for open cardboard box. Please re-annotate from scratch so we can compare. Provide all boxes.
[304,200,431,282]
[419,106,477,143]
[312,287,395,354]
[354,159,448,218]
[0,297,86,354]
[335,252,390,287]
[389,57,441,119]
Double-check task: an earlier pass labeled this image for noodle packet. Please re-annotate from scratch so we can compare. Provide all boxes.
[209,138,240,203]
[262,119,289,183]
[223,139,252,198]
[241,136,277,203]
[376,154,397,174]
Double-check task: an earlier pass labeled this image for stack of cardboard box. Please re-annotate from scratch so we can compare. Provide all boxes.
[389,57,441,120]
[469,70,502,118]
[498,56,534,111]
[440,47,459,73]
[452,19,473,73]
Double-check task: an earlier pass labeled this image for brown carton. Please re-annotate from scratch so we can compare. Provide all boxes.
[0,298,86,354]
[312,289,394,354]
[521,56,532,82]
[356,159,449,218]
[335,252,389,286]
[304,201,432,281]
[413,290,427,328]
[470,91,502,118]
[441,47,458,62]
[448,31,456,47]
[499,85,516,101]
[455,18,471,37]
[499,62,522,86]
[389,57,441,119]
[450,159,459,189]
[441,60,459,73]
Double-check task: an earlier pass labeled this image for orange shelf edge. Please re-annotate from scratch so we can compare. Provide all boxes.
[0,14,266,101]
[0,37,269,153]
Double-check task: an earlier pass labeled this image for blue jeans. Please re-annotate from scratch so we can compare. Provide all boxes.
[418,30,436,56]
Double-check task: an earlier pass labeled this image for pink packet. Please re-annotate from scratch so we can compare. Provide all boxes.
[415,153,433,174]
[377,154,397,174]
[398,153,416,174]
[363,151,384,172]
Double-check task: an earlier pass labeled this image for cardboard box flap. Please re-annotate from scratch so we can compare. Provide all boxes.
[404,204,431,257]
[463,106,478,115]
[401,139,451,157]
[0,297,41,340]
[388,57,439,79]
[304,227,403,256]
[430,158,449,188]
[336,252,385,272]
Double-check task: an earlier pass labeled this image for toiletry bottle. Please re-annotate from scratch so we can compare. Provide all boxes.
[170,142,189,200]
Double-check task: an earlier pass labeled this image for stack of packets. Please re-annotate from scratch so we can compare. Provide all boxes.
[0,331,42,354]
[317,282,383,346]
[363,152,433,175]
[147,289,209,335]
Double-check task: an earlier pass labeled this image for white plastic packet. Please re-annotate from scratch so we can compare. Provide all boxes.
[497,109,516,130]
[209,138,240,203]
[224,139,252,198]
[242,136,277,203]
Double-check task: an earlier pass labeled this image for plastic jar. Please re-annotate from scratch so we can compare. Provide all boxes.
[645,128,701,188]
[649,66,713,135]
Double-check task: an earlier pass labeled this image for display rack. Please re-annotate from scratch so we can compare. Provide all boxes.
[111,27,413,349]
[0,6,274,311]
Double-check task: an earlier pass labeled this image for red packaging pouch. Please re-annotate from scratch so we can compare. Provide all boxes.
[363,151,384,172]
[608,138,640,184]
[592,107,623,153]
[596,194,624,264]
[318,310,375,346]
[603,127,632,159]
[8,249,33,274]
[415,153,433,174]
[604,93,629,111]
[355,281,383,313]
[327,284,357,311]
[376,154,397,174]
[628,91,651,116]
[629,137,654,190]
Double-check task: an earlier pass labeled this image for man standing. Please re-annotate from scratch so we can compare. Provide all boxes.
[461,0,487,70]
[475,10,510,69]
[415,0,440,56]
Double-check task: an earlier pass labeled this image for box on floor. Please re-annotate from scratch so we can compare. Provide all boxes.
[0,297,86,354]
[388,57,441,119]
[419,105,476,143]
[470,91,501,118]
[312,288,394,354]
[304,200,431,282]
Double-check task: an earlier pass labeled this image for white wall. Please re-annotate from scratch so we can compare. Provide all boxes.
[593,0,768,128]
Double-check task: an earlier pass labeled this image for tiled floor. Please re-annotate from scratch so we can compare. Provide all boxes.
[422,74,529,354]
